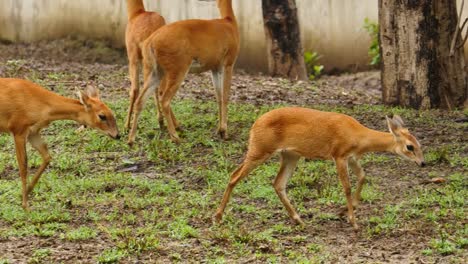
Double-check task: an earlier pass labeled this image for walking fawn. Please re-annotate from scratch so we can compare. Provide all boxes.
[0,78,119,210]
[214,107,425,229]
[127,0,240,145]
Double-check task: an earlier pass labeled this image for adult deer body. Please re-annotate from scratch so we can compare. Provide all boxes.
[128,0,240,144]
[125,0,166,130]
[214,107,425,229]
[0,78,119,210]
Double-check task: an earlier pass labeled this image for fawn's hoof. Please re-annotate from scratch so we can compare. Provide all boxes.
[292,216,305,226]
[22,204,30,212]
[217,129,228,140]
[212,213,223,225]
[124,121,131,131]
[352,223,360,231]
[170,135,181,144]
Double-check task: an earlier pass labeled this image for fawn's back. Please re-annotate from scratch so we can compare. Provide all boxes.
[0,79,62,132]
[248,107,369,160]
[145,18,239,72]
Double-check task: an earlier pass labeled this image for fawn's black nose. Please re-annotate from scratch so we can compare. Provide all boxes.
[420,161,426,167]
[115,134,121,140]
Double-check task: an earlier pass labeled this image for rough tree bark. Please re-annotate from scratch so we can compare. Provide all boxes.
[262,0,307,81]
[379,0,467,109]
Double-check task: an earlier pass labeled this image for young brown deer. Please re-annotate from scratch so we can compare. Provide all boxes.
[127,0,240,145]
[124,0,166,130]
[0,78,120,210]
[214,107,425,230]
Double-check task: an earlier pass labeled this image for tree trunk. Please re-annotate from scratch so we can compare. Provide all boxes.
[262,0,307,81]
[379,0,467,109]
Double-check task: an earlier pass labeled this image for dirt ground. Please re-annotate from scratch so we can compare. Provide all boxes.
[0,38,466,263]
[0,37,382,106]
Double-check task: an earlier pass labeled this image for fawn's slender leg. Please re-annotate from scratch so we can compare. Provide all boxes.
[13,134,29,210]
[26,133,51,195]
[128,65,160,145]
[154,78,164,128]
[348,156,365,207]
[335,158,358,230]
[125,46,141,130]
[273,151,303,225]
[212,68,225,138]
[159,69,188,143]
[214,152,272,222]
[159,76,180,131]
[218,65,233,139]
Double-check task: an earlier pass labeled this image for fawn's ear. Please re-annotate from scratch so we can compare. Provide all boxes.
[85,85,100,99]
[77,90,92,110]
[386,115,403,138]
[392,115,404,126]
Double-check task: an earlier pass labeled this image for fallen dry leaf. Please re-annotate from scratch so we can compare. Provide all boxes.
[429,177,447,184]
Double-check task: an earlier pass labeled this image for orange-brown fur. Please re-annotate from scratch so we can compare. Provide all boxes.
[214,107,425,230]
[125,0,165,130]
[128,0,240,144]
[0,78,119,210]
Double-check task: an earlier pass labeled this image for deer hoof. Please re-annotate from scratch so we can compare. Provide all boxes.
[293,216,305,226]
[218,129,228,140]
[352,223,360,231]
[22,203,30,212]
[212,213,223,225]
[158,119,165,129]
[171,136,181,144]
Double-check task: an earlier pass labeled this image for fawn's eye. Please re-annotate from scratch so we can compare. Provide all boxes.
[406,145,414,151]
[98,114,107,121]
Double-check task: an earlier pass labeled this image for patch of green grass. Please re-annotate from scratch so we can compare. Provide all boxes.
[425,146,451,164]
[63,226,97,241]
[97,248,127,264]
[28,248,51,264]
[421,248,433,256]
[430,237,457,255]
[169,217,199,239]
[367,204,402,235]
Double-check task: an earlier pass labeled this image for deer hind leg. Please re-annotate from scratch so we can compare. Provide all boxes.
[212,67,225,138]
[13,134,29,210]
[335,158,358,230]
[348,156,365,208]
[153,77,165,129]
[127,64,160,146]
[159,69,188,143]
[273,151,303,225]
[125,46,141,130]
[213,151,272,223]
[213,65,233,140]
[26,133,51,195]
[154,77,180,130]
